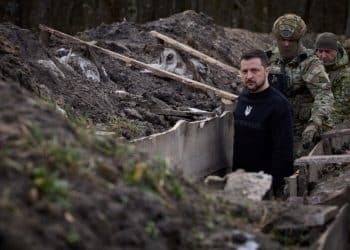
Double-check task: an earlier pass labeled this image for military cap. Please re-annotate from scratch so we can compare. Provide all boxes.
[315,32,337,50]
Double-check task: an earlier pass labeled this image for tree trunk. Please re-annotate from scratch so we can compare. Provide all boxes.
[346,0,350,36]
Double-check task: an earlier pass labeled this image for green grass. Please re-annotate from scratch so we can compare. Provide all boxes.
[28,125,44,144]
[66,231,80,245]
[31,166,70,206]
[272,228,311,246]
[63,104,90,128]
[109,117,142,138]
[145,221,160,238]
[47,145,81,169]
[122,157,186,200]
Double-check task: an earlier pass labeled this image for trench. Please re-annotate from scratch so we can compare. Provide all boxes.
[3,10,350,247]
[132,111,350,249]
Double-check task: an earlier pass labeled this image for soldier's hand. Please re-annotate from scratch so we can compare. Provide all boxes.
[310,116,322,127]
[301,123,319,150]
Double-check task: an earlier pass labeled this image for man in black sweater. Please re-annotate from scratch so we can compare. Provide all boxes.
[233,49,294,191]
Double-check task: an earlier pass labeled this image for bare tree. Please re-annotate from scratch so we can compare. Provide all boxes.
[303,0,314,24]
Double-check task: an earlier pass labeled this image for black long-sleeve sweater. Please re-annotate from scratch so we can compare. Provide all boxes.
[233,86,294,189]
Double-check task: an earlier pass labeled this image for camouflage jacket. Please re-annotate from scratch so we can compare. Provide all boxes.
[266,46,334,137]
[323,45,350,124]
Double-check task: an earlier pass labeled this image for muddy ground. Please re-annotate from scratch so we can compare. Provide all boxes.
[0,78,332,250]
[0,10,273,139]
[0,78,283,250]
[0,10,339,250]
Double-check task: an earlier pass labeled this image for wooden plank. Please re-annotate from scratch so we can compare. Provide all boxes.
[149,30,240,75]
[38,25,238,101]
[307,141,325,182]
[314,204,350,250]
[322,128,350,139]
[152,108,215,117]
[308,141,324,156]
[294,155,350,167]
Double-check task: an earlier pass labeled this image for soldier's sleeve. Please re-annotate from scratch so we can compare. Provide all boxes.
[301,57,334,125]
[339,71,350,111]
[332,69,350,122]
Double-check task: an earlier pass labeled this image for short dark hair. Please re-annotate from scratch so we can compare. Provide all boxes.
[240,49,268,67]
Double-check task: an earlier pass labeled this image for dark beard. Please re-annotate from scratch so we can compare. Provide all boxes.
[246,79,265,92]
[278,41,300,62]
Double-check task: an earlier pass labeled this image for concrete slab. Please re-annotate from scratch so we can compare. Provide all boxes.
[205,170,272,201]
[131,111,233,181]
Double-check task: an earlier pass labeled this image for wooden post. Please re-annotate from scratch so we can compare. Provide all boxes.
[149,30,240,76]
[286,173,298,197]
[38,25,238,101]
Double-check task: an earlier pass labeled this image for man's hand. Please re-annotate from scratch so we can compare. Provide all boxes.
[301,122,320,150]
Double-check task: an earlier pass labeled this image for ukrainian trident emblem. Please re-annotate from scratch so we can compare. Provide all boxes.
[244,105,252,116]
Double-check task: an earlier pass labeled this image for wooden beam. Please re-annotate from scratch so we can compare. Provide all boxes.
[39,25,238,101]
[294,155,350,167]
[152,108,215,117]
[308,141,325,156]
[322,128,350,139]
[150,30,240,75]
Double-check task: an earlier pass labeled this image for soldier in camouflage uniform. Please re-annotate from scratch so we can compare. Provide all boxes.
[315,32,350,124]
[343,38,350,64]
[266,14,334,156]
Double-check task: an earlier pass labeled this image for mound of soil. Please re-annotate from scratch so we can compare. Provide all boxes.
[0,12,279,250]
[0,11,273,139]
[0,10,341,250]
[0,78,284,249]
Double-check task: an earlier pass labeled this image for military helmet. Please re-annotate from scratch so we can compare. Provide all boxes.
[272,14,306,40]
